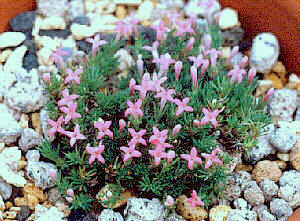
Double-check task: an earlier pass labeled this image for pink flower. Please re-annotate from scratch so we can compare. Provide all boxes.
[58,89,79,106]
[185,37,195,54]
[65,68,82,85]
[191,65,198,91]
[164,195,174,207]
[193,119,201,127]
[94,119,113,140]
[248,68,256,84]
[188,14,197,31]
[214,11,221,24]
[172,124,182,137]
[201,148,223,169]
[127,12,141,37]
[49,170,57,181]
[137,55,144,78]
[150,72,167,92]
[125,99,143,119]
[149,145,168,165]
[120,145,142,162]
[226,46,239,65]
[119,119,126,133]
[66,196,73,203]
[143,40,159,53]
[59,102,81,124]
[129,78,136,96]
[49,47,68,67]
[86,142,105,164]
[128,128,147,146]
[47,116,65,136]
[164,10,180,28]
[188,54,205,69]
[152,53,175,76]
[134,73,155,99]
[205,48,222,68]
[65,124,86,147]
[227,64,247,84]
[200,59,209,78]
[166,150,176,164]
[43,73,50,85]
[239,56,248,69]
[150,20,169,41]
[174,97,194,116]
[67,189,74,198]
[86,34,108,57]
[200,108,219,128]
[155,88,175,111]
[149,126,168,146]
[175,61,182,81]
[175,19,195,38]
[180,147,202,170]
[263,88,274,103]
[204,34,212,50]
[186,190,204,209]
[115,20,131,41]
[197,0,215,19]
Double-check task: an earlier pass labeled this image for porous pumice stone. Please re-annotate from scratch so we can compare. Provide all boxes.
[250,32,279,74]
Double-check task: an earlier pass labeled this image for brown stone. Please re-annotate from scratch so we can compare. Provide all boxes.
[288,207,300,221]
[252,160,282,183]
[176,195,208,221]
[3,211,16,219]
[5,201,13,210]
[19,114,29,129]
[235,164,253,172]
[265,72,283,89]
[31,113,41,134]
[17,160,27,171]
[274,160,287,170]
[290,139,300,171]
[271,61,286,78]
[116,5,127,19]
[286,73,300,90]
[42,201,52,208]
[23,183,46,202]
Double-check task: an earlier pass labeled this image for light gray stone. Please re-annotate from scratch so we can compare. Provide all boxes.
[250,32,279,74]
[0,177,12,200]
[278,185,295,202]
[25,150,41,162]
[270,198,292,220]
[0,32,26,49]
[48,188,63,205]
[66,0,85,22]
[37,0,68,18]
[4,46,27,73]
[226,209,257,221]
[98,209,123,221]
[0,160,26,187]
[19,128,42,152]
[279,170,300,192]
[247,134,275,163]
[34,205,65,221]
[295,107,300,121]
[165,213,186,221]
[233,198,251,211]
[289,191,300,209]
[259,179,278,201]
[232,171,253,192]
[0,146,21,172]
[0,70,16,98]
[0,104,22,145]
[244,185,265,206]
[259,210,276,221]
[124,197,166,221]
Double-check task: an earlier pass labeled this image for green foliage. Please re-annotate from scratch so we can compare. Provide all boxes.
[39,16,271,212]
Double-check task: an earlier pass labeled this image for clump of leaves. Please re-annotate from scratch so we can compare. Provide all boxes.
[39,13,270,212]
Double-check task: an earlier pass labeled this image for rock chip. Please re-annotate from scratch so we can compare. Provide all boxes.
[0,49,12,63]
[244,184,265,206]
[270,198,293,220]
[290,139,300,171]
[48,188,62,205]
[250,32,279,74]
[226,209,257,221]
[124,197,166,221]
[34,205,65,221]
[9,11,36,32]
[278,184,295,202]
[233,198,250,211]
[268,88,298,121]
[37,0,67,18]
[286,73,300,91]
[54,201,71,218]
[221,26,244,47]
[219,8,238,29]
[19,128,42,152]
[0,146,21,171]
[98,209,123,221]
[0,161,26,187]
[252,160,282,183]
[279,170,300,192]
[4,46,27,73]
[259,179,278,201]
[66,0,85,22]
[209,205,231,221]
[0,32,26,49]
[0,178,12,200]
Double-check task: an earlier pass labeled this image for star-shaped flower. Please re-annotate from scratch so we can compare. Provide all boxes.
[128,128,147,146]
[49,47,68,66]
[47,116,65,136]
[152,53,175,75]
[200,108,219,128]
[150,72,167,92]
[164,10,180,28]
[127,12,141,37]
[205,48,222,68]
[180,147,202,170]
[58,89,79,106]
[149,145,168,165]
[125,99,143,119]
[86,142,105,164]
[175,19,195,37]
[173,97,194,116]
[143,40,159,53]
[115,20,132,41]
[186,190,204,209]
[201,148,223,169]
[248,68,257,84]
[164,195,175,206]
[188,54,205,69]
[227,64,247,84]
[65,68,82,85]
[150,20,169,41]
[155,88,175,110]
[65,124,86,147]
[120,145,142,162]
[59,102,81,124]
[134,73,155,99]
[149,126,168,146]
[86,34,108,57]
[94,119,113,140]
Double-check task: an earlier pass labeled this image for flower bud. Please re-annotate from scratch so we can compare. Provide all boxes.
[204,34,212,50]
[119,119,126,133]
[193,119,201,127]
[172,124,182,137]
[263,88,274,103]
[129,78,136,96]
[239,56,248,69]
[185,37,195,54]
[49,170,57,181]
[191,65,198,91]
[248,68,256,84]
[164,195,174,207]
[175,61,182,81]
[67,189,74,198]
[43,73,50,85]
[137,54,144,78]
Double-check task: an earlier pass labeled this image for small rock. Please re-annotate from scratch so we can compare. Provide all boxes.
[66,0,85,22]
[116,5,127,19]
[286,73,300,91]
[255,80,273,97]
[244,185,265,206]
[124,197,166,221]
[15,206,31,221]
[176,195,207,221]
[98,209,123,221]
[219,8,238,29]
[9,11,36,32]
[165,213,186,221]
[270,198,293,220]
[0,146,22,171]
[54,201,71,218]
[233,198,250,211]
[221,26,245,47]
[259,179,278,201]
[0,178,12,200]
[278,185,295,202]
[4,46,27,73]
[0,32,26,49]
[136,1,153,21]
[226,209,257,221]
[0,161,26,187]
[252,160,282,183]
[3,211,16,219]
[235,164,253,172]
[253,205,275,221]
[250,32,279,74]
[39,29,71,40]
[19,128,42,152]
[37,0,67,18]
[72,15,91,26]
[25,150,40,162]
[48,188,62,205]
[274,160,287,170]
[71,23,96,40]
[40,16,66,30]
[5,201,13,210]
[290,140,300,171]
[34,205,65,221]
[277,153,290,161]
[209,205,231,221]
[279,170,300,192]
[265,72,284,89]
[271,61,286,79]
[19,114,29,129]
